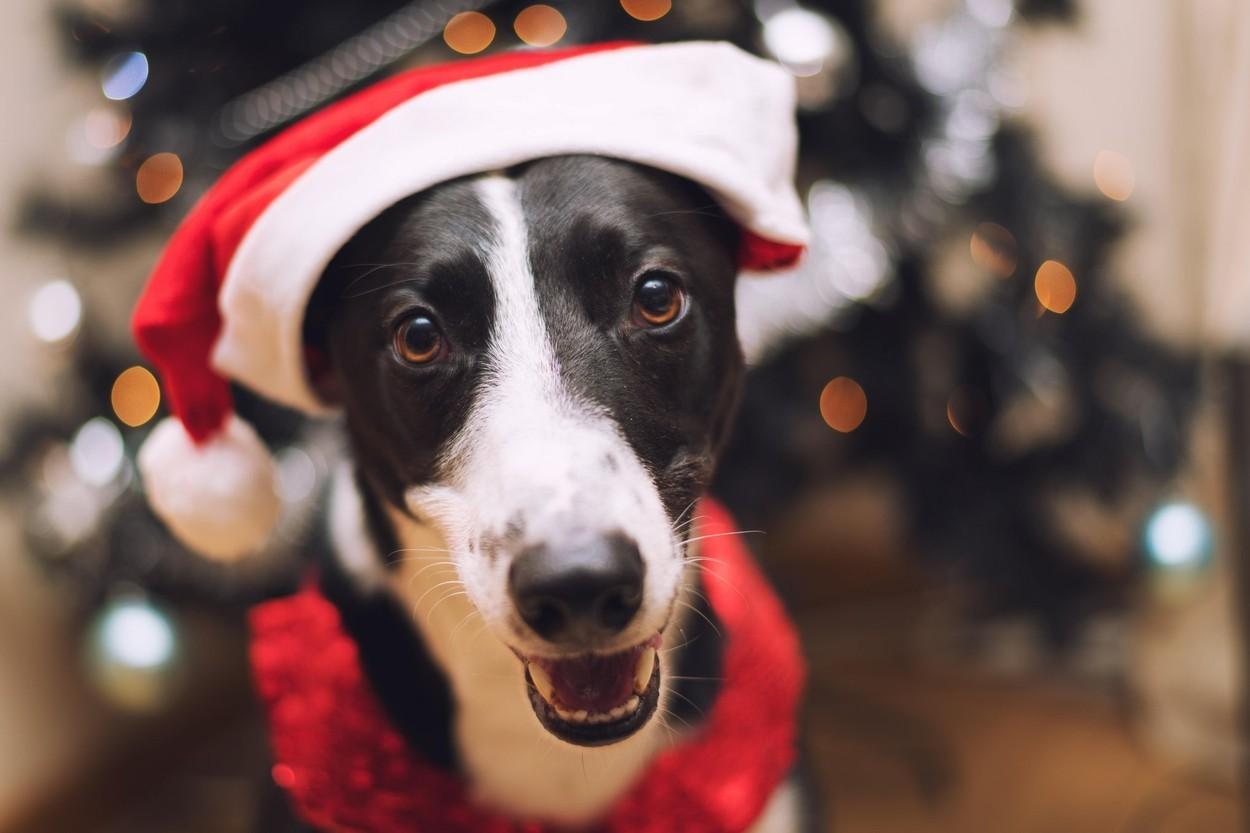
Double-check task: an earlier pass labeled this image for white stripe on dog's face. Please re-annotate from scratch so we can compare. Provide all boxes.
[404,176,681,654]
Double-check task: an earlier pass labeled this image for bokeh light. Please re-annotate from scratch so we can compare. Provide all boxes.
[1093,150,1136,202]
[86,596,179,712]
[84,108,132,148]
[443,11,495,55]
[946,387,986,438]
[514,5,566,47]
[101,51,149,100]
[819,377,867,433]
[966,0,1015,28]
[621,0,671,21]
[1144,501,1212,570]
[276,447,318,503]
[67,108,132,165]
[762,7,840,78]
[97,599,175,669]
[70,417,125,487]
[135,152,184,204]
[1034,259,1077,314]
[969,221,1018,277]
[111,366,161,428]
[27,279,83,344]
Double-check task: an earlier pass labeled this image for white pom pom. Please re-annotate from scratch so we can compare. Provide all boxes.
[137,415,280,561]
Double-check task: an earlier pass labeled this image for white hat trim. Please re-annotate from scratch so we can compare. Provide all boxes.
[211,41,806,414]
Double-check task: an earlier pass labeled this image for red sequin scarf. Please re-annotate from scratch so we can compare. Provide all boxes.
[249,500,804,833]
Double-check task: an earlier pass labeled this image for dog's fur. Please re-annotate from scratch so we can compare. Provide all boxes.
[276,156,808,831]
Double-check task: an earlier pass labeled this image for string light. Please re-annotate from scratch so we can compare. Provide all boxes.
[819,377,867,433]
[969,221,1017,277]
[1034,260,1077,314]
[101,51,149,100]
[621,0,671,21]
[27,279,83,344]
[111,366,161,428]
[443,11,495,54]
[216,2,496,145]
[1093,150,1135,202]
[514,5,566,47]
[135,152,184,204]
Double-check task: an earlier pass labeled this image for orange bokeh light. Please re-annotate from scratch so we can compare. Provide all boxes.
[1035,260,1077,314]
[946,387,983,438]
[135,152,183,204]
[111,366,161,428]
[443,11,495,55]
[819,377,868,433]
[969,221,1018,278]
[621,0,672,21]
[514,5,566,47]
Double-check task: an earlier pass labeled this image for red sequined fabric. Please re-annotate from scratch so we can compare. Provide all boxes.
[249,499,805,833]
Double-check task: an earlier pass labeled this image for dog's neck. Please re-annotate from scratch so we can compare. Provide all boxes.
[330,465,706,825]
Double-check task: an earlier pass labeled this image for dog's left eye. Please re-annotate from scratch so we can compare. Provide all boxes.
[393,313,444,365]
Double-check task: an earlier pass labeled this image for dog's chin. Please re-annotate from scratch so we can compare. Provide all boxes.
[519,638,662,747]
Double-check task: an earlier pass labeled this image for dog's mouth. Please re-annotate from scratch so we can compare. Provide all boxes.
[521,637,661,746]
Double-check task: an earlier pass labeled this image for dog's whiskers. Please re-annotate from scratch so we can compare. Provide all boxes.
[676,529,765,547]
[665,674,723,682]
[424,589,469,626]
[410,577,465,611]
[676,598,722,638]
[664,686,707,719]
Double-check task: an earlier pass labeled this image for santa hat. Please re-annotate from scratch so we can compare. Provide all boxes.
[133,40,808,561]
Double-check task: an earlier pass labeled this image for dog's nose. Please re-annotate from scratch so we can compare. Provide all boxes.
[509,534,644,644]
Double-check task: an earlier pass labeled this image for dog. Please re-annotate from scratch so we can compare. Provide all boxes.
[240,154,811,831]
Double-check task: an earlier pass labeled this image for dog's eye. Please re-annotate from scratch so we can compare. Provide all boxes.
[393,313,444,365]
[632,273,685,328]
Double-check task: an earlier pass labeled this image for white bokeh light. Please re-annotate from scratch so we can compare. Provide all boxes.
[276,446,318,503]
[1144,502,1211,569]
[28,280,83,344]
[762,7,839,77]
[97,599,175,670]
[70,417,125,487]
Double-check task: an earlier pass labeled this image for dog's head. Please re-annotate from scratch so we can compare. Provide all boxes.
[307,155,743,746]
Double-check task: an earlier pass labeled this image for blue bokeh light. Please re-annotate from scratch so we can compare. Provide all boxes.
[101,51,149,101]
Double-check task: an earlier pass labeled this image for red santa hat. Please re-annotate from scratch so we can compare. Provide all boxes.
[132,40,808,561]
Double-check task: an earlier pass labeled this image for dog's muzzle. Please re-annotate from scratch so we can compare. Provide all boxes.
[508,533,664,745]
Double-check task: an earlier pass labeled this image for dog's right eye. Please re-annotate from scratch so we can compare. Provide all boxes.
[392,313,444,365]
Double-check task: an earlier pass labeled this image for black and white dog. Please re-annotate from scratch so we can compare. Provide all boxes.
[282,155,808,831]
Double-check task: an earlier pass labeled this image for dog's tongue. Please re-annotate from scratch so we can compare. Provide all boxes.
[537,651,637,713]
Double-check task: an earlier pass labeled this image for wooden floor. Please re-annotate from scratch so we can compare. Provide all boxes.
[8,580,1244,833]
[805,658,1241,832]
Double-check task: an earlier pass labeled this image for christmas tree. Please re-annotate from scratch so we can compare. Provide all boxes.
[11,0,1196,650]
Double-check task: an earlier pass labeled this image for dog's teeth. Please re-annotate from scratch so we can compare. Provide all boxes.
[634,647,656,693]
[529,663,556,704]
[625,695,640,712]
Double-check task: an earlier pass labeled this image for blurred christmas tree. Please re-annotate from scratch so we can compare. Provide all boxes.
[10,0,1197,641]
